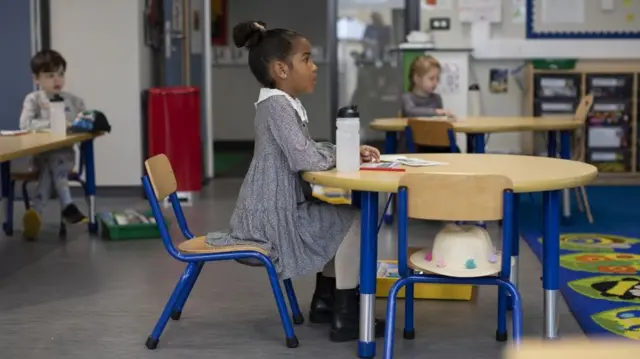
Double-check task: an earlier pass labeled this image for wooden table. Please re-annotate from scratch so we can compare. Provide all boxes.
[370,116,583,223]
[303,154,598,358]
[0,132,101,235]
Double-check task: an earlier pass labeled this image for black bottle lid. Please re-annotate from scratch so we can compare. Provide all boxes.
[337,105,359,118]
[469,84,480,91]
[50,94,64,102]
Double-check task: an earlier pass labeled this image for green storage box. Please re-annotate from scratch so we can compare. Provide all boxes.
[99,210,171,240]
[530,59,577,70]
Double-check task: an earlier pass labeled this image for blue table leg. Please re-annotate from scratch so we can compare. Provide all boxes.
[473,133,486,154]
[81,140,98,233]
[546,131,557,158]
[559,130,572,224]
[1,161,13,236]
[358,191,379,358]
[466,135,474,153]
[507,193,520,311]
[542,190,561,339]
[382,132,397,225]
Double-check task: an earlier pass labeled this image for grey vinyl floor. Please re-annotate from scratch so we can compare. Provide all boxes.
[0,179,583,359]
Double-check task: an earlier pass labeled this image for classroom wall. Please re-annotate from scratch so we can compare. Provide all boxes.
[422,1,640,153]
[50,0,152,186]
[422,1,529,153]
[212,0,331,141]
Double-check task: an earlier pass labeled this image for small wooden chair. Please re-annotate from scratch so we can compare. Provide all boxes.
[405,118,459,153]
[6,151,88,237]
[142,154,303,350]
[571,94,595,223]
[383,173,523,359]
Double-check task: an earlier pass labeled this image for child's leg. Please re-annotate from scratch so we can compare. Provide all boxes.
[329,216,385,342]
[23,157,53,239]
[48,151,86,223]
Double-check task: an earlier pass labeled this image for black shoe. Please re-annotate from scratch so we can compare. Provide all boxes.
[61,204,87,224]
[309,273,335,324]
[329,288,385,342]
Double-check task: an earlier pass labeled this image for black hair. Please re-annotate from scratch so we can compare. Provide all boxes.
[30,49,67,75]
[233,21,302,88]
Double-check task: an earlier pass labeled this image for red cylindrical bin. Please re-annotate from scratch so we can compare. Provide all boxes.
[147,86,203,192]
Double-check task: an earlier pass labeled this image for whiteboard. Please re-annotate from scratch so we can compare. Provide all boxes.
[527,0,640,38]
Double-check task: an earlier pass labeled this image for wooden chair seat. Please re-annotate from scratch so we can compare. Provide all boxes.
[11,170,79,181]
[178,236,268,255]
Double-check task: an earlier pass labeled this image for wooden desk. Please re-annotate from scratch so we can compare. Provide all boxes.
[303,154,598,357]
[371,116,582,223]
[370,116,581,133]
[0,132,101,235]
[505,339,639,359]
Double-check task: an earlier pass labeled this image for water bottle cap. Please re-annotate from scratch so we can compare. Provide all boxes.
[337,105,359,118]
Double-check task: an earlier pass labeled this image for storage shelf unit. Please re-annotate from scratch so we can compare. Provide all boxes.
[526,61,640,185]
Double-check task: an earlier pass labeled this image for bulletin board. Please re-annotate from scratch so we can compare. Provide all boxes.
[526,0,640,38]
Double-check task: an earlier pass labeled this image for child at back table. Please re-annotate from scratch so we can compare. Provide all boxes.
[401,55,457,153]
[205,20,386,343]
[19,49,88,240]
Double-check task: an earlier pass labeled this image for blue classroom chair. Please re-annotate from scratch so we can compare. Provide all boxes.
[142,154,303,350]
[383,173,523,359]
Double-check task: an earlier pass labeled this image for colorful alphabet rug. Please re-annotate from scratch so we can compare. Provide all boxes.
[523,232,640,340]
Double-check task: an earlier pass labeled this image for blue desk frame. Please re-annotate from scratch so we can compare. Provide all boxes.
[354,131,570,358]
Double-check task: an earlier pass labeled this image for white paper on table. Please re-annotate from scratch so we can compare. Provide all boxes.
[541,0,585,23]
[379,155,448,167]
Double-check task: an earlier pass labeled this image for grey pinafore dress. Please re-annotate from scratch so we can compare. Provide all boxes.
[206,90,357,280]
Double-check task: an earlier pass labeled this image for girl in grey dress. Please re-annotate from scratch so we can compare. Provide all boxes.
[206,21,385,342]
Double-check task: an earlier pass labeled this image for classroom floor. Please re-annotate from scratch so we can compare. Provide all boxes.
[0,179,583,359]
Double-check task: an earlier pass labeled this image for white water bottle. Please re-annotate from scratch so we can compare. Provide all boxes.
[49,95,67,136]
[336,105,360,173]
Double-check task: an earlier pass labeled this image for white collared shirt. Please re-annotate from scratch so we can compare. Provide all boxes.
[255,88,308,123]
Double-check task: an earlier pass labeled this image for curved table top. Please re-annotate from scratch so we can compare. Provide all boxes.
[303,154,598,193]
[370,116,582,133]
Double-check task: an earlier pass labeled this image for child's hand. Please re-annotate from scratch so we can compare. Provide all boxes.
[360,145,380,163]
[436,109,456,121]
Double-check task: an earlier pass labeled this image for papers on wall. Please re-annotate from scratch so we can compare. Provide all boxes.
[541,0,585,23]
[438,62,461,94]
[421,0,453,11]
[458,0,502,23]
[511,0,527,23]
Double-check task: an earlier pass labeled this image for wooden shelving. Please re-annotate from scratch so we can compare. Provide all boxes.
[525,61,640,185]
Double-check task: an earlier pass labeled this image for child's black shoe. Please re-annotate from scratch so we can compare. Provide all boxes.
[62,204,87,224]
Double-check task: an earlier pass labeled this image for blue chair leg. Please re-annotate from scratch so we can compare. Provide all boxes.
[403,270,415,340]
[383,277,407,359]
[262,256,299,348]
[171,261,204,320]
[500,280,523,344]
[283,278,304,325]
[146,262,199,349]
[496,283,508,341]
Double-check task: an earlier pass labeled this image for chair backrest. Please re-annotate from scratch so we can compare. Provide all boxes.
[144,154,177,200]
[572,94,595,161]
[505,339,638,359]
[407,118,453,147]
[574,94,594,123]
[398,173,512,221]
[142,154,193,259]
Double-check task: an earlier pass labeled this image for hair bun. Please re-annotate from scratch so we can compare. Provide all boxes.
[233,21,267,48]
